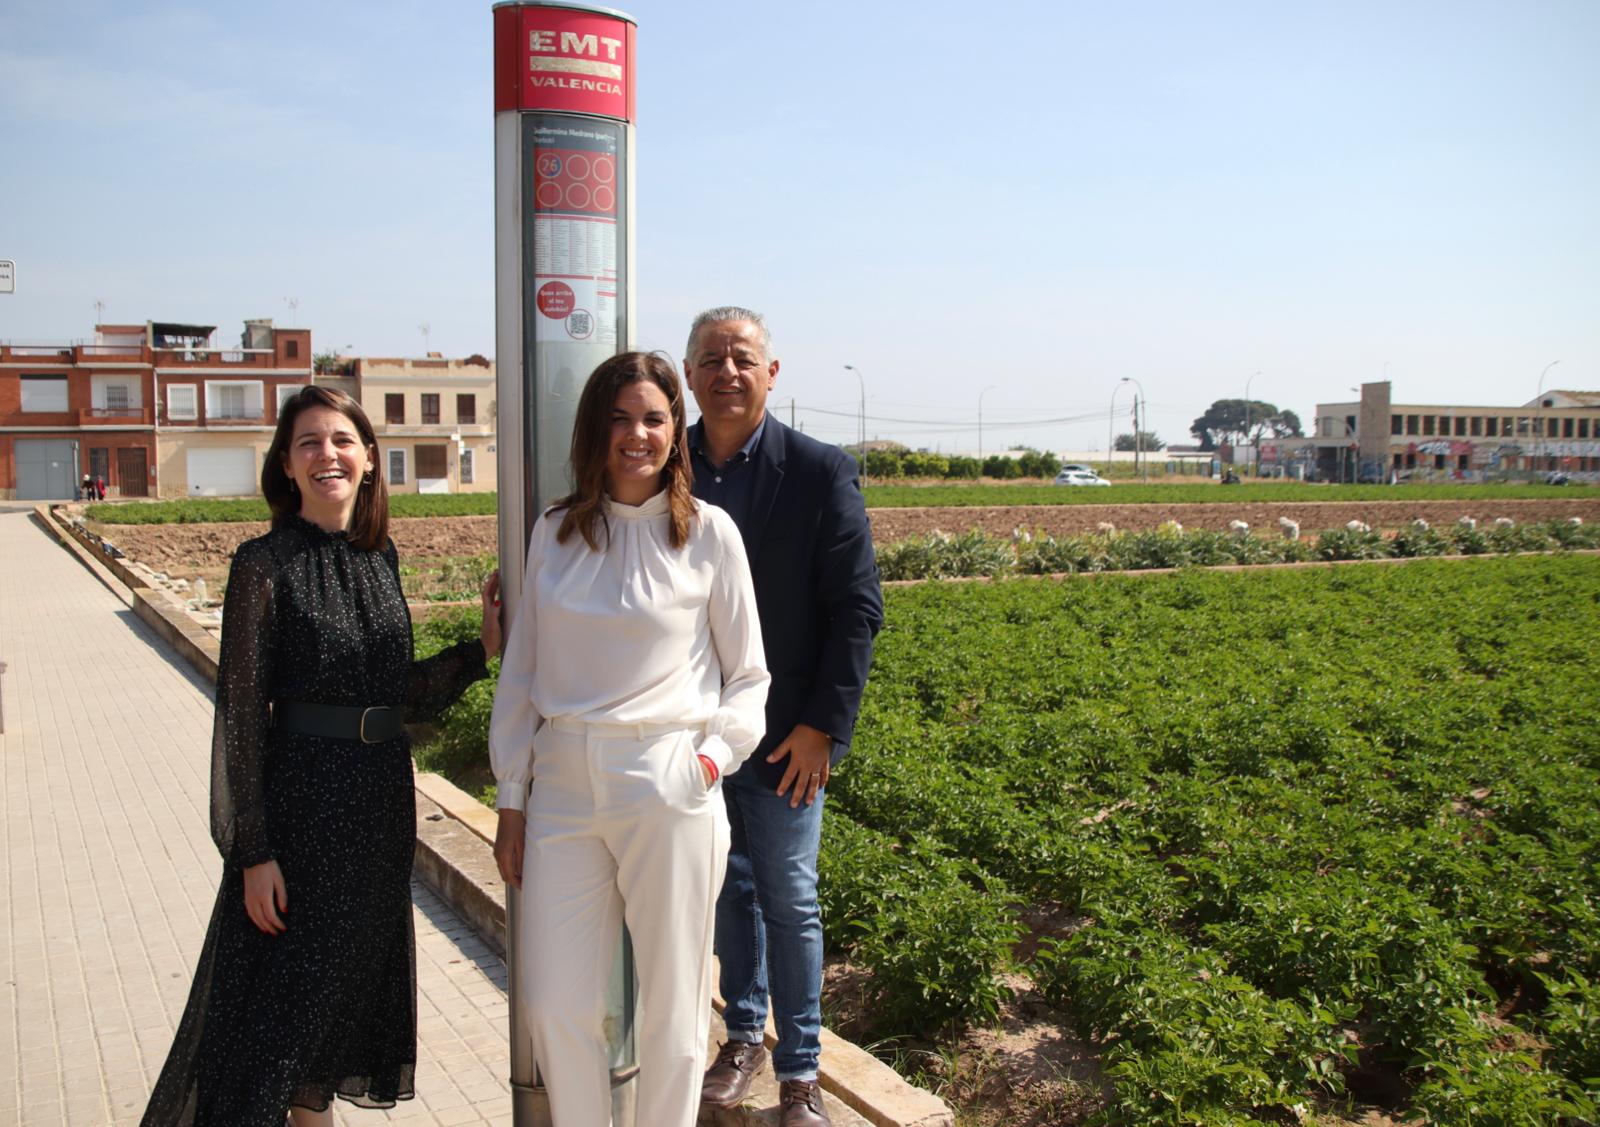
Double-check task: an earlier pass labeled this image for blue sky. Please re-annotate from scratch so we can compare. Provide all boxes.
[2,0,1596,452]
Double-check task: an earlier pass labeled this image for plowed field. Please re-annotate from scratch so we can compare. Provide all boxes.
[91,498,1600,588]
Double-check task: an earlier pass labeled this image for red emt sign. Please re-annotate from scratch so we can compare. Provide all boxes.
[494,4,636,121]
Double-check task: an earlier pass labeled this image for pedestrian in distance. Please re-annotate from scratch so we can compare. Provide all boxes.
[685,307,883,1127]
[489,350,770,1126]
[80,473,92,502]
[95,474,107,500]
[140,386,502,1127]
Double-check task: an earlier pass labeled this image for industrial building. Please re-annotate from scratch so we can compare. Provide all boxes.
[1261,382,1600,483]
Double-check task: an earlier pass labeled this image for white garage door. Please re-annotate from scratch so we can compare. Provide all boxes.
[187,448,258,497]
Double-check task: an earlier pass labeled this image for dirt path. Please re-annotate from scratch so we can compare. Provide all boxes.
[87,515,501,589]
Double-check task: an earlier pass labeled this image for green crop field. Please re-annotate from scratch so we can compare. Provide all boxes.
[414,555,1600,1124]
[821,556,1599,1124]
[861,482,1593,508]
[85,492,498,524]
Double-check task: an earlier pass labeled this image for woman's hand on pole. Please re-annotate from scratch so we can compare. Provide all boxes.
[243,860,288,935]
[479,570,503,660]
[494,808,526,889]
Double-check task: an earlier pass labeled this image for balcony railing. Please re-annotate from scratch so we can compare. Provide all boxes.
[75,345,148,361]
[206,409,267,424]
[154,348,279,369]
[1,344,76,361]
[79,406,153,425]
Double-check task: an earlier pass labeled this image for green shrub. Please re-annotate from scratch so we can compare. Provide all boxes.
[411,607,497,785]
[1537,972,1600,1102]
[875,531,1014,581]
[981,455,1021,479]
[844,558,1600,1122]
[819,813,1019,1031]
[900,451,950,478]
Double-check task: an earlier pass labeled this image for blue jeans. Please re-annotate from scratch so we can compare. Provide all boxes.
[714,765,825,1082]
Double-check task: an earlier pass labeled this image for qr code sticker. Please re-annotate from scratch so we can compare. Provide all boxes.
[567,310,593,340]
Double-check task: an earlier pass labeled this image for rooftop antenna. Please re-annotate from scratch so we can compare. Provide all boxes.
[419,322,431,355]
[94,299,105,343]
[284,296,299,324]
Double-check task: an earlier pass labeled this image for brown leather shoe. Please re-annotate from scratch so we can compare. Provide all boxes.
[779,1079,831,1127]
[701,1040,768,1108]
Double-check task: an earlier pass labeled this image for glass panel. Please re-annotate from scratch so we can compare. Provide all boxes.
[20,377,69,412]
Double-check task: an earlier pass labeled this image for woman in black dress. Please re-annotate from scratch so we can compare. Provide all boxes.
[141,386,501,1126]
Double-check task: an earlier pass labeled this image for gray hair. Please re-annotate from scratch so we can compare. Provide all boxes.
[686,306,774,363]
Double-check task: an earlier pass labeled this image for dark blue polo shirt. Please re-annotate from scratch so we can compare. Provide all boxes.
[688,415,767,540]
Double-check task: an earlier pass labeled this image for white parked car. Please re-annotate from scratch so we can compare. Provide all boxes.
[1054,469,1111,487]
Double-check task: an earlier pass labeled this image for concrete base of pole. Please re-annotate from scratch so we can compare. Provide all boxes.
[512,1067,637,1126]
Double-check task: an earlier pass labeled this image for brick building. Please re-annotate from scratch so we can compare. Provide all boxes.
[1,325,156,500]
[150,319,312,498]
[0,319,311,500]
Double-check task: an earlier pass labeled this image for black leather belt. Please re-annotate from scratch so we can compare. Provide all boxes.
[274,701,406,744]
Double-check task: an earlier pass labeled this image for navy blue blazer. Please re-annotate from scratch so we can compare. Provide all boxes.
[689,416,884,791]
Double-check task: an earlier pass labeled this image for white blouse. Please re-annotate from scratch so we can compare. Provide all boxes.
[488,491,770,813]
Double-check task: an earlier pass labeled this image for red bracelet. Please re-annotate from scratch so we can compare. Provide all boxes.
[696,753,718,784]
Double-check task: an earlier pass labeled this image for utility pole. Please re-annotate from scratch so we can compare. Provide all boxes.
[1535,360,1561,477]
[978,384,996,463]
[1244,370,1260,478]
[843,364,866,453]
[1123,376,1147,483]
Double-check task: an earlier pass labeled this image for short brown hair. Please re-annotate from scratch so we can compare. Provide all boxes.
[263,386,390,551]
[555,352,694,551]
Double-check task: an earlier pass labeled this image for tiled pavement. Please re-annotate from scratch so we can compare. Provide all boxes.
[0,508,512,1125]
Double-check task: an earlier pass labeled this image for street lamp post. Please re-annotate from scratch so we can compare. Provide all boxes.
[1535,360,1561,476]
[1109,378,1132,479]
[978,384,997,464]
[1243,370,1260,478]
[842,364,866,454]
[1122,376,1147,482]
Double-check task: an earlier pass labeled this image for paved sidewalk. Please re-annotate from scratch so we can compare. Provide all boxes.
[0,510,512,1126]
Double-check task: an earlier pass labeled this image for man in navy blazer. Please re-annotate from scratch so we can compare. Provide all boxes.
[685,307,882,1127]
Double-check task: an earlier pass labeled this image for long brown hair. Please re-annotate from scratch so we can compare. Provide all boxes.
[555,351,694,551]
[263,386,390,551]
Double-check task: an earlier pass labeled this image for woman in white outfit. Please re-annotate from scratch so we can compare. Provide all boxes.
[489,351,769,1126]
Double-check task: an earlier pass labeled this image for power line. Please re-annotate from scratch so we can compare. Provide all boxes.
[801,405,1109,427]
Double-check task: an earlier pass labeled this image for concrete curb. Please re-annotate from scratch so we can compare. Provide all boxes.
[40,503,953,1127]
[37,504,226,679]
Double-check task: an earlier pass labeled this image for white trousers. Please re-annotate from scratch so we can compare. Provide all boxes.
[520,718,730,1127]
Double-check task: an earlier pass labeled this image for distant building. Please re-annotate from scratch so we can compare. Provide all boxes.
[0,319,310,500]
[3,324,499,500]
[152,320,313,498]
[354,354,497,495]
[1260,381,1600,483]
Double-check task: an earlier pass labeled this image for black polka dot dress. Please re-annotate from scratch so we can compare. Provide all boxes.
[141,516,488,1126]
